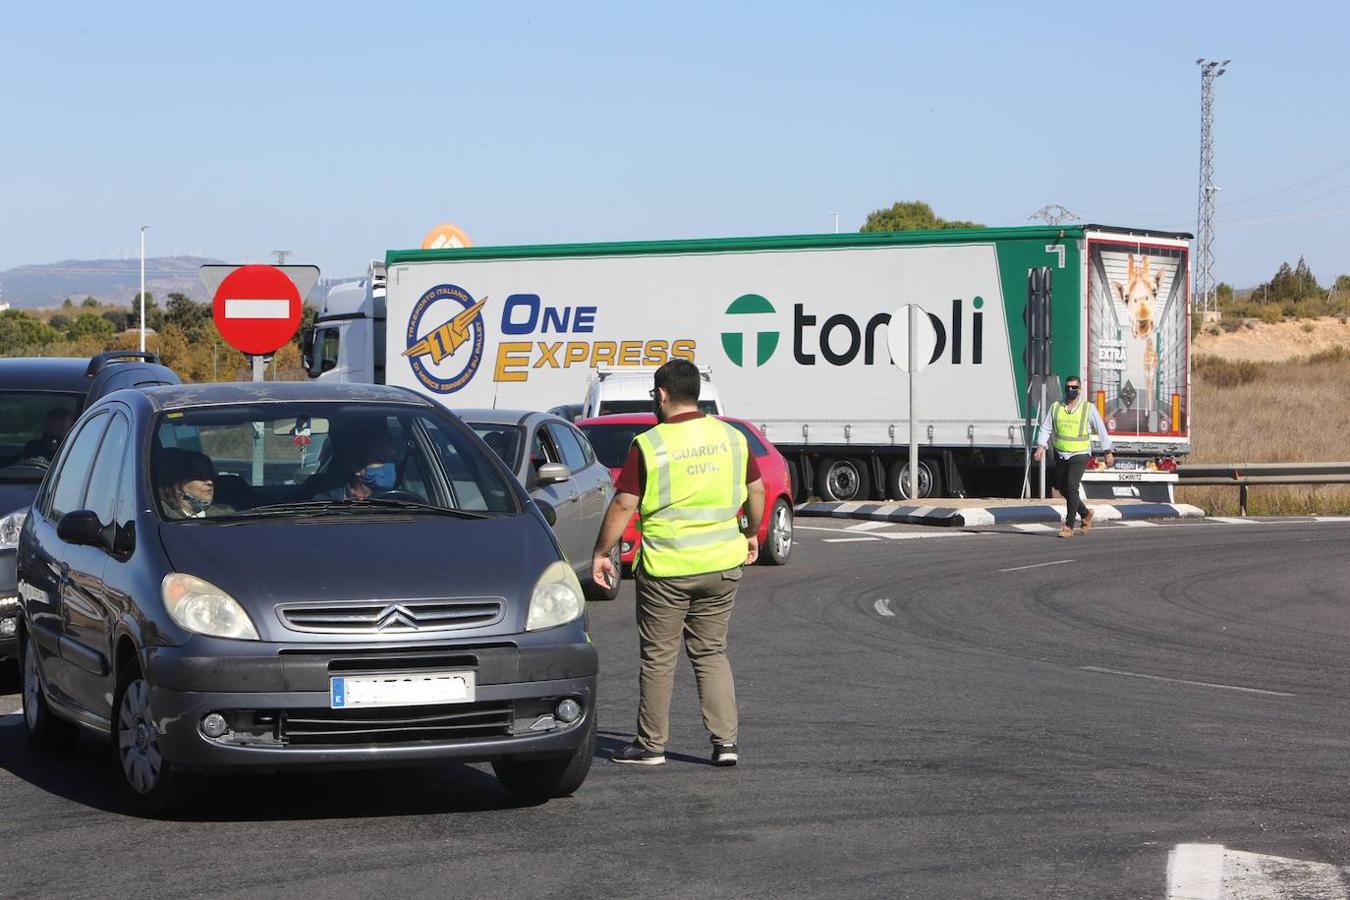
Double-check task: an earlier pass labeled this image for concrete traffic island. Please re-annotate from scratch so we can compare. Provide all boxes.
[795,497,1206,528]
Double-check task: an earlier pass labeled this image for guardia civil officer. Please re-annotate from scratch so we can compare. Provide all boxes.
[1033,375,1114,538]
[592,359,765,767]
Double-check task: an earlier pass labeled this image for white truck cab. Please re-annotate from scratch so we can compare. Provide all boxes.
[581,365,723,418]
[301,261,386,384]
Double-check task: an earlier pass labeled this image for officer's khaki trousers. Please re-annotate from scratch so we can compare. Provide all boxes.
[633,566,741,752]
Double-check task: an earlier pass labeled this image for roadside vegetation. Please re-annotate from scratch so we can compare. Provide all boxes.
[0,292,315,381]
[1182,345,1350,515]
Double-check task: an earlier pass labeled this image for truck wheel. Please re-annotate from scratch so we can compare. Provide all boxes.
[760,498,793,565]
[21,630,79,751]
[885,458,941,501]
[815,457,871,502]
[493,715,595,802]
[786,459,807,504]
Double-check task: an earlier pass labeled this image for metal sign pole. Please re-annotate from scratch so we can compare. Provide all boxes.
[251,355,266,485]
[908,304,919,500]
[1038,380,1047,499]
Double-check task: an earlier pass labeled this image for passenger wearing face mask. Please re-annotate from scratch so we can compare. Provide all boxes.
[1033,376,1114,538]
[315,432,398,501]
[159,451,234,520]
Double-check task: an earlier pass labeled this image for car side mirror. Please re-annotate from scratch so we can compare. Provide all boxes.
[57,510,103,547]
[536,462,571,486]
[535,499,557,527]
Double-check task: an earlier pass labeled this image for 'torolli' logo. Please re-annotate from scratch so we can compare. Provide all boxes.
[721,294,779,367]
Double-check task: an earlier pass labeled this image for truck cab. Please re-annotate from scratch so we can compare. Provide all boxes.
[581,365,723,418]
[302,261,386,384]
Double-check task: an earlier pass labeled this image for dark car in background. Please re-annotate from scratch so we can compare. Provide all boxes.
[16,382,597,816]
[0,352,179,661]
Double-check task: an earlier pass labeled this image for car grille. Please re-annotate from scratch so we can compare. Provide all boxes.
[277,599,505,634]
[255,701,514,746]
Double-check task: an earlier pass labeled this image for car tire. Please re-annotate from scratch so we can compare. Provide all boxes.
[21,630,79,751]
[760,498,793,566]
[815,457,872,502]
[113,661,202,818]
[885,458,941,501]
[492,715,596,802]
[585,544,622,601]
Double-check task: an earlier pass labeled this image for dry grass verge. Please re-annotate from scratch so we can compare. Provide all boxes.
[1180,349,1350,515]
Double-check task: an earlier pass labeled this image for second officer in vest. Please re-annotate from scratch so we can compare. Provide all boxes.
[1033,375,1114,538]
[592,359,765,767]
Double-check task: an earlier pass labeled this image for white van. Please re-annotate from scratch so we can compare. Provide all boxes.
[581,366,723,418]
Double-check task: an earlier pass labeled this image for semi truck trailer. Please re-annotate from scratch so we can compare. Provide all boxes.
[303,226,1191,503]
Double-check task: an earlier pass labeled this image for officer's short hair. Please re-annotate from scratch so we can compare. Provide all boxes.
[654,359,700,404]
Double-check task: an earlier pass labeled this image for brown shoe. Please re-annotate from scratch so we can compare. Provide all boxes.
[1081,509,1095,532]
[1057,527,1074,538]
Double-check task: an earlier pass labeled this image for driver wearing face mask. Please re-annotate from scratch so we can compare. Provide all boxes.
[159,451,234,520]
[315,432,398,501]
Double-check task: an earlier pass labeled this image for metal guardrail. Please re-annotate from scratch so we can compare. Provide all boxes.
[1176,462,1350,516]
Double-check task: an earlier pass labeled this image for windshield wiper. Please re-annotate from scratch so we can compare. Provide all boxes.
[235,498,492,519]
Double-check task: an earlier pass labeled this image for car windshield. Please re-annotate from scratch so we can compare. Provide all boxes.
[152,402,519,521]
[467,423,524,471]
[0,391,81,480]
[596,400,719,416]
[578,422,651,469]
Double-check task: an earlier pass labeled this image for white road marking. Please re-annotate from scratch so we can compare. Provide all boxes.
[1167,843,1225,900]
[875,530,976,540]
[1313,516,1350,523]
[1209,516,1258,525]
[224,298,291,319]
[1166,843,1350,899]
[1013,523,1057,532]
[998,559,1074,573]
[822,537,880,543]
[1115,520,1160,527]
[846,521,895,532]
[873,599,894,617]
[794,524,859,533]
[1081,666,1294,697]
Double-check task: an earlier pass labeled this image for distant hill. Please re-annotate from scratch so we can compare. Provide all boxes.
[0,256,224,308]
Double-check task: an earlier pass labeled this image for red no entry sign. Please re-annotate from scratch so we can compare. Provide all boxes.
[210,264,305,355]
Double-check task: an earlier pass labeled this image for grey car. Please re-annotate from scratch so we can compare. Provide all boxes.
[459,410,620,601]
[17,383,597,816]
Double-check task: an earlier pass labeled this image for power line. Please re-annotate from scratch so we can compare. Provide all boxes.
[1195,57,1230,316]
[1027,204,1080,225]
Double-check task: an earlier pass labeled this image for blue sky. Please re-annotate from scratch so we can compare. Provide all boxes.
[3,0,1348,288]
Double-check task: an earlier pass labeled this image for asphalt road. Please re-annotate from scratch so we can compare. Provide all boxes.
[3,516,1350,898]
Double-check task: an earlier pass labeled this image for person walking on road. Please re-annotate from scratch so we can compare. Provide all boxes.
[1033,375,1114,538]
[592,359,765,768]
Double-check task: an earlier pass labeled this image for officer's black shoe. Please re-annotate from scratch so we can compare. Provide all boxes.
[711,742,739,767]
[611,741,666,766]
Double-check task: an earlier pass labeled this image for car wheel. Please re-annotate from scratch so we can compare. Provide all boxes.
[815,457,871,502]
[885,458,941,501]
[585,544,622,601]
[21,630,79,750]
[760,498,793,566]
[113,662,201,818]
[492,715,596,802]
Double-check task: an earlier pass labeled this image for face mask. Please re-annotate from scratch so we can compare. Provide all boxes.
[1065,386,1080,401]
[360,462,396,490]
[182,491,212,514]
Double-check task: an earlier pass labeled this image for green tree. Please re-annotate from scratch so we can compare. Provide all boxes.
[1335,274,1350,293]
[860,200,984,233]
[81,295,99,308]
[67,312,115,342]
[102,310,132,332]
[62,297,74,309]
[164,292,211,338]
[0,309,61,351]
[48,314,71,333]
[1216,283,1233,306]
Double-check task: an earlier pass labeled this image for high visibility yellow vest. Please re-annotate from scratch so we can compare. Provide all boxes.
[1051,400,1093,455]
[634,416,749,578]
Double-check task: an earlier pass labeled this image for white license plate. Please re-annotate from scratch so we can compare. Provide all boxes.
[330,671,476,709]
[1113,458,1145,470]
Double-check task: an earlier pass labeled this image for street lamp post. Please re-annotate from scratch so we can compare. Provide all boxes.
[139,225,149,352]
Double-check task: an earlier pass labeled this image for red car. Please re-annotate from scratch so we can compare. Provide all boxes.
[576,413,794,568]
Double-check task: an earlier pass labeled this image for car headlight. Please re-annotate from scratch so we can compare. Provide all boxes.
[0,508,26,551]
[161,573,259,640]
[526,560,585,632]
